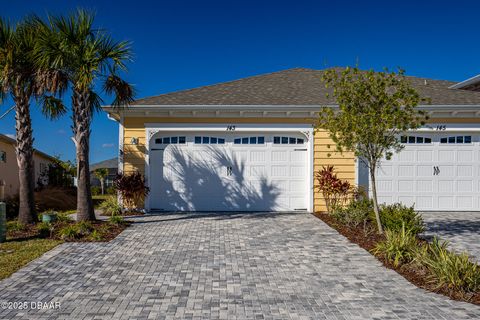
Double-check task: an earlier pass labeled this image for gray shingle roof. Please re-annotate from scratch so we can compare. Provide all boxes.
[133,68,480,106]
[89,158,118,171]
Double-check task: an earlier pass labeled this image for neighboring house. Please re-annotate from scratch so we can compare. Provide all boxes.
[0,133,57,197]
[89,157,118,188]
[103,68,480,213]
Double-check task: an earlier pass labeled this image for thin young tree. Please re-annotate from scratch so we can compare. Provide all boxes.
[94,168,108,195]
[317,67,427,234]
[0,18,66,224]
[35,10,134,221]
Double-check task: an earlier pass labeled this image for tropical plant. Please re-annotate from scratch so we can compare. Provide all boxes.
[372,223,419,267]
[317,67,427,233]
[314,165,352,213]
[377,203,424,235]
[421,238,480,294]
[99,195,122,216]
[109,214,124,225]
[94,168,109,195]
[0,18,66,224]
[34,10,134,221]
[58,224,79,240]
[114,171,149,210]
[332,197,374,229]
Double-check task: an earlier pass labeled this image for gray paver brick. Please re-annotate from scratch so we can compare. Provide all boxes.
[0,212,479,319]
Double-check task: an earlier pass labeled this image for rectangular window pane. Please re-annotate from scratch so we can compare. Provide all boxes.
[195,136,201,144]
[171,137,178,144]
[273,137,280,144]
[218,138,225,144]
[163,137,170,144]
[456,136,464,143]
[448,136,455,143]
[202,136,210,144]
[440,137,447,144]
[400,136,407,143]
[289,137,296,144]
[249,137,257,144]
[211,137,217,144]
[234,138,241,144]
[258,137,265,144]
[179,136,186,144]
[155,138,162,144]
[242,137,248,144]
[465,136,472,143]
[425,137,431,143]
[281,137,288,144]
[297,138,304,144]
[408,136,415,143]
[416,137,424,143]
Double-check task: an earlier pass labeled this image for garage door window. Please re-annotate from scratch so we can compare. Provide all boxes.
[440,136,472,144]
[273,136,305,144]
[400,135,432,144]
[155,136,186,144]
[233,136,265,144]
[194,136,225,144]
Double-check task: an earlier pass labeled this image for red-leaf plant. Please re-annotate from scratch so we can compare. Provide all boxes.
[315,165,352,214]
[114,171,150,210]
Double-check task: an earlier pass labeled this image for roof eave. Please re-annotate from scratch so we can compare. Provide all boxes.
[449,74,480,89]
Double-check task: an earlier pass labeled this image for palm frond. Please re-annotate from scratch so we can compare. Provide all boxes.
[103,74,135,107]
[88,90,104,114]
[40,95,67,120]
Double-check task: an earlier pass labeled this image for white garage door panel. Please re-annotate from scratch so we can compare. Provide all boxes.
[375,133,480,211]
[149,132,309,212]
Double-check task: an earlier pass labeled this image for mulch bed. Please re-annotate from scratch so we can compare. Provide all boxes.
[315,212,480,305]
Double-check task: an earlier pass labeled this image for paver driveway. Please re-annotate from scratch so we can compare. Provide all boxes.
[0,212,479,320]
[422,211,480,261]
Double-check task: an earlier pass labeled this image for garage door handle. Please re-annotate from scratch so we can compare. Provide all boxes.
[294,148,307,151]
[433,166,440,175]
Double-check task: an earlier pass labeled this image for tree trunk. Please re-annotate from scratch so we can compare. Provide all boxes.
[369,166,384,234]
[100,179,104,195]
[72,90,95,221]
[14,93,36,224]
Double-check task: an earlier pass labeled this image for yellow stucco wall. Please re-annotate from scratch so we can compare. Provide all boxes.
[0,139,55,197]
[122,116,356,212]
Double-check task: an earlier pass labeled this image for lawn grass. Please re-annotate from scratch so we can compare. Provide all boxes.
[0,239,63,280]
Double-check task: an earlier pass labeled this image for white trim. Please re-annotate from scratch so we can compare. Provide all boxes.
[449,74,480,89]
[144,123,314,213]
[414,123,480,132]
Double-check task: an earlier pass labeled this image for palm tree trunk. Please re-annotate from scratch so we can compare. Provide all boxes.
[14,92,36,224]
[72,90,95,221]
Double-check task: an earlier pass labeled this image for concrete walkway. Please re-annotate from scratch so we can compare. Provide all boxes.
[0,212,479,319]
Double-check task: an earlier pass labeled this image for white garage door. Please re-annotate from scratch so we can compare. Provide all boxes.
[148,132,309,212]
[375,133,480,211]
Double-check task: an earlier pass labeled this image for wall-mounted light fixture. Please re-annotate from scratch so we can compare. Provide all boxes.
[130,137,139,145]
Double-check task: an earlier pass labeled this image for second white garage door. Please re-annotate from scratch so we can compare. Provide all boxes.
[375,133,480,211]
[149,132,309,212]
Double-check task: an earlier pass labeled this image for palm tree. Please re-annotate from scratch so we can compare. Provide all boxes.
[94,168,108,195]
[35,10,134,221]
[0,18,65,224]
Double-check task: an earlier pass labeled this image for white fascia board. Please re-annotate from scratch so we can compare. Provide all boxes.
[449,74,480,89]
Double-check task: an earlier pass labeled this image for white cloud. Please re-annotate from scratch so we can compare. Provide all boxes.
[5,134,15,139]
[102,143,114,148]
[57,129,66,135]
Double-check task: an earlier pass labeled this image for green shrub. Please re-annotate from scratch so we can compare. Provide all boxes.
[6,220,26,232]
[375,203,424,235]
[421,238,480,293]
[56,212,73,222]
[37,222,52,238]
[76,221,93,236]
[106,186,116,195]
[332,198,374,228]
[372,224,419,267]
[58,225,79,240]
[88,229,103,241]
[91,186,101,196]
[109,215,124,225]
[100,196,122,216]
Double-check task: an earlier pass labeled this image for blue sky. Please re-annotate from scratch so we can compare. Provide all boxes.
[1,0,479,163]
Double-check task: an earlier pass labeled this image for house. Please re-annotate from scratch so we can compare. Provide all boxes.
[103,68,480,212]
[89,157,118,188]
[0,133,57,197]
